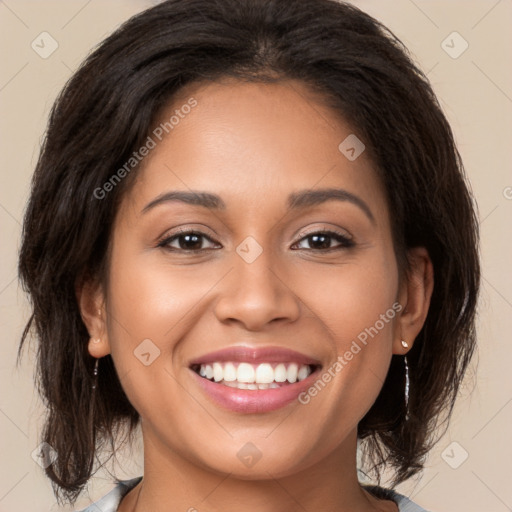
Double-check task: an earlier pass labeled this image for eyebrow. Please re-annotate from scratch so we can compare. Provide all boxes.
[142,191,226,213]
[287,188,374,223]
[141,187,375,223]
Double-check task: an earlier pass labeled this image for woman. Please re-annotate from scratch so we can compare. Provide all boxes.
[17,0,480,511]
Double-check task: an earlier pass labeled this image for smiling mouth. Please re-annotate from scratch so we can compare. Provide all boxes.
[190,361,321,390]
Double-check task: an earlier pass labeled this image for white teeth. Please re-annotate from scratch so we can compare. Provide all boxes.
[274,363,287,382]
[297,365,310,381]
[213,362,223,382]
[287,363,298,383]
[222,381,240,388]
[223,362,237,381]
[237,362,255,383]
[255,363,274,384]
[223,381,276,390]
[196,361,314,387]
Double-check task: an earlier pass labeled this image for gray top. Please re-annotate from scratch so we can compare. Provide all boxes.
[75,476,430,511]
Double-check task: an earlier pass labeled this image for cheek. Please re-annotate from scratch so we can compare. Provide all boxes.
[103,245,218,398]
[103,251,221,427]
[291,252,400,420]
[106,252,215,352]
[296,253,399,349]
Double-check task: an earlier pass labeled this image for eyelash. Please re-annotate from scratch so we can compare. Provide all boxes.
[293,229,354,251]
[157,228,355,253]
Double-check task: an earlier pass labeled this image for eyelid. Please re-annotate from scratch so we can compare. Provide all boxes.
[156,226,221,250]
[157,224,218,240]
[291,226,355,251]
[295,225,353,241]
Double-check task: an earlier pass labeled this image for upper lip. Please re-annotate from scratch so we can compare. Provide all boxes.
[188,345,322,367]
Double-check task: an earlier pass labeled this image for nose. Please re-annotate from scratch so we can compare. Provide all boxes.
[213,249,301,331]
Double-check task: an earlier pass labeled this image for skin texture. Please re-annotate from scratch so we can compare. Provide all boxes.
[79,78,433,512]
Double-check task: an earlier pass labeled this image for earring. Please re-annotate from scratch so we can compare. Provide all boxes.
[92,358,99,390]
[404,356,410,421]
[401,339,409,349]
[92,337,101,344]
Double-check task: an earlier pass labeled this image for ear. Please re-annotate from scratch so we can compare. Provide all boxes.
[393,247,434,354]
[75,276,111,358]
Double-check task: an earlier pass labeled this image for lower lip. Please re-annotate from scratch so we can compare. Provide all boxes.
[190,368,321,413]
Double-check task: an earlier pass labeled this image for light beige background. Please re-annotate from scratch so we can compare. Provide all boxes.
[1,1,511,511]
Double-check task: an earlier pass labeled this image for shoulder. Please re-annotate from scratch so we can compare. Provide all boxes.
[363,485,432,512]
[74,476,143,512]
[74,478,429,512]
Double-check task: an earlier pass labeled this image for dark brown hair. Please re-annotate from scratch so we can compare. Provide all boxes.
[17,0,480,505]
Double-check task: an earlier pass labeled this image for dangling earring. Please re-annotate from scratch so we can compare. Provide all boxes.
[404,356,410,421]
[92,358,99,390]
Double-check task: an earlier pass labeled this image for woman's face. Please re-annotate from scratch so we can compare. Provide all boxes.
[89,78,414,478]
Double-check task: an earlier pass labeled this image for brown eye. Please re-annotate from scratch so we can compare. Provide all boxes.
[292,231,354,251]
[158,231,221,252]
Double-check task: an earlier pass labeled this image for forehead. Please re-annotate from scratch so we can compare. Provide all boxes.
[120,78,387,221]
